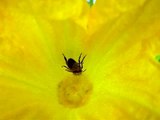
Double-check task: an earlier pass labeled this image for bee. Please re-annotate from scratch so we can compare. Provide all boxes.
[62,53,86,74]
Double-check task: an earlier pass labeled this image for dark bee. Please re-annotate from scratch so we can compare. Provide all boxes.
[62,53,86,74]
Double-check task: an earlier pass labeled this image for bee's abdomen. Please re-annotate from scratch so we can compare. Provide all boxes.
[67,58,76,68]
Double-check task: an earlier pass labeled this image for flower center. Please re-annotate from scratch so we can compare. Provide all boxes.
[57,75,93,108]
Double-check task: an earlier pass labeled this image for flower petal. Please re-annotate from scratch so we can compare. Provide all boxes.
[83,0,160,119]
[85,0,147,34]
[0,1,90,119]
[0,0,88,20]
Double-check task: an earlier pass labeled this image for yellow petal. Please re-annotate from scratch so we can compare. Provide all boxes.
[82,0,160,119]
[1,0,160,120]
[85,0,147,34]
[0,0,88,20]
[0,1,90,119]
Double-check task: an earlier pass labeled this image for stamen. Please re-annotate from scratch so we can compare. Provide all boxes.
[58,75,93,108]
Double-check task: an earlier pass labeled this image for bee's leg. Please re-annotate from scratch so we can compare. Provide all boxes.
[65,69,72,72]
[62,54,68,64]
[81,55,86,64]
[62,65,72,72]
[78,53,82,63]
[82,69,86,72]
[80,55,86,68]
[62,65,69,69]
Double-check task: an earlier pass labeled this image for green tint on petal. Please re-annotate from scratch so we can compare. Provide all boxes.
[155,55,160,62]
[87,0,96,7]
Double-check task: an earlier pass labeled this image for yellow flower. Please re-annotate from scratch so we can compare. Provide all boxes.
[0,0,160,120]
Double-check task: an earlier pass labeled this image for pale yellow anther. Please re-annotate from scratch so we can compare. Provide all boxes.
[58,75,93,108]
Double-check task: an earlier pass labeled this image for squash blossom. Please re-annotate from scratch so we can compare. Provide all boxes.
[0,0,160,120]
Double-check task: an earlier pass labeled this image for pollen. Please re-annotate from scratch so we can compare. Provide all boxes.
[57,75,93,108]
